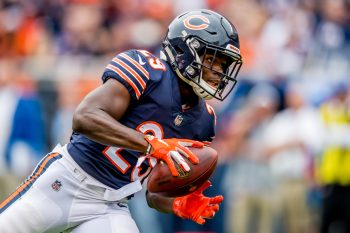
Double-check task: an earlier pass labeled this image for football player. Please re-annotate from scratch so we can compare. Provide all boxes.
[0,9,242,233]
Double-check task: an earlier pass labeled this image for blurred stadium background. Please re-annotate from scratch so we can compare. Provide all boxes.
[0,0,349,232]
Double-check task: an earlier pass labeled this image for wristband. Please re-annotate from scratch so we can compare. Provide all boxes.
[146,143,152,155]
[145,135,153,155]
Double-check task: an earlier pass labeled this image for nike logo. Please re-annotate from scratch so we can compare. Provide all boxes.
[137,54,146,65]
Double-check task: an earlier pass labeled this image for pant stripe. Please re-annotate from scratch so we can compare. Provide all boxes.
[0,153,62,213]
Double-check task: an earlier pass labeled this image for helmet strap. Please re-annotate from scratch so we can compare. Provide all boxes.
[163,42,196,86]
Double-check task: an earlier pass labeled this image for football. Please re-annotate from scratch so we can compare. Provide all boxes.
[147,146,218,197]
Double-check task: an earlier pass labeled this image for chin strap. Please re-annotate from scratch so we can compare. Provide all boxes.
[193,85,213,100]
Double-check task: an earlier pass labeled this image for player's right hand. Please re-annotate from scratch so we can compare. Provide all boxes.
[144,135,203,176]
[172,180,224,224]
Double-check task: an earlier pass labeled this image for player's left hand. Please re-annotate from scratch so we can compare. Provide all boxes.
[172,180,224,224]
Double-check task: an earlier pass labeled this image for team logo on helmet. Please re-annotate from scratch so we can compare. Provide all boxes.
[183,15,210,30]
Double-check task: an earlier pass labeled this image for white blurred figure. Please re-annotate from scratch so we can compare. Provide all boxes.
[265,81,324,233]
[227,83,280,233]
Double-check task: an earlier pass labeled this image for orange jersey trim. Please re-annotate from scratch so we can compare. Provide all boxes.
[106,64,142,98]
[112,57,147,88]
[119,53,149,79]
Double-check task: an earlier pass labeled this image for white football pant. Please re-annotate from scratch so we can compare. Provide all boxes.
[0,145,140,233]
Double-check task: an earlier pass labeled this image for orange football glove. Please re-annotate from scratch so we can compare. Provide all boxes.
[172,180,224,225]
[145,135,203,176]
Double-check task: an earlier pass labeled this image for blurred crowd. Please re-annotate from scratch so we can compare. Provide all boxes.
[0,0,350,232]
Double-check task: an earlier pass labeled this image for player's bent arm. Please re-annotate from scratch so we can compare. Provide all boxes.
[72,78,148,152]
[72,78,201,176]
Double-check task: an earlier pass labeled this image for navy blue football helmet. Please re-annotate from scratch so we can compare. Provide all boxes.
[162,9,243,101]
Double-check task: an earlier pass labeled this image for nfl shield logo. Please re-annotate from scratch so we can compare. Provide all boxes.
[51,180,62,192]
[174,114,184,126]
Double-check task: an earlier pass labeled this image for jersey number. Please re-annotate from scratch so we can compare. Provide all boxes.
[102,121,164,181]
[138,50,166,71]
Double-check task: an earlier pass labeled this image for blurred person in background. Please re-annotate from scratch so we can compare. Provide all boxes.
[51,78,99,145]
[264,81,324,233]
[0,60,19,201]
[226,83,280,233]
[301,0,350,97]
[0,9,242,233]
[317,83,350,233]
[0,59,46,201]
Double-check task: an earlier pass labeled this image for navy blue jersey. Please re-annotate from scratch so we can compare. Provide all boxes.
[68,49,216,190]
